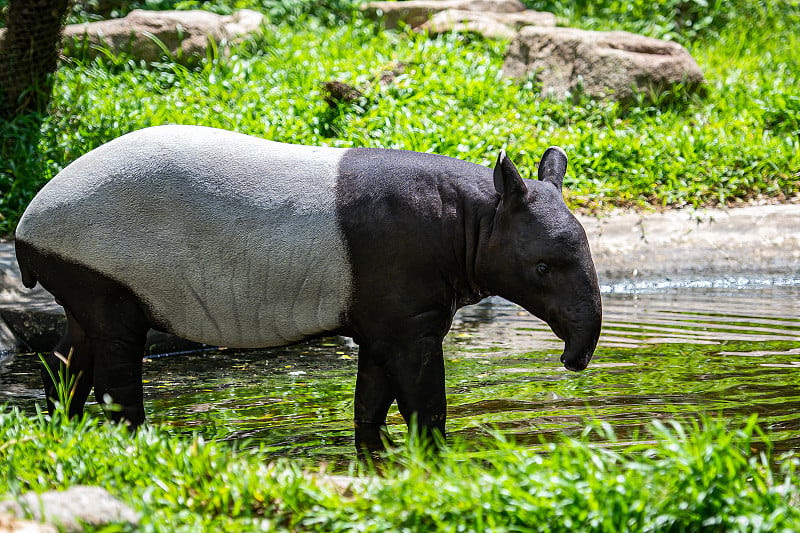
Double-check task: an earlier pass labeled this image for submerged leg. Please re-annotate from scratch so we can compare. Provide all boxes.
[92,334,147,427]
[384,336,447,445]
[87,296,150,428]
[354,346,396,452]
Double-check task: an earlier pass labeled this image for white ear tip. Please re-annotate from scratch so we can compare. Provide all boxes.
[545,146,567,161]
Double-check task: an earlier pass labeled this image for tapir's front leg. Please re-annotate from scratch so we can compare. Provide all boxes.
[354,346,396,452]
[384,335,447,443]
[353,308,450,451]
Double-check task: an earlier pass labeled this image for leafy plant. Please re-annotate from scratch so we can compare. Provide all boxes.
[522,0,799,43]
[68,0,362,24]
[1,408,799,531]
[38,349,83,419]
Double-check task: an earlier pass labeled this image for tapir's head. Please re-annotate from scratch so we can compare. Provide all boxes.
[478,147,602,371]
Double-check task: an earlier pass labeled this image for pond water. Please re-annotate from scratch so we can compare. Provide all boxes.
[2,277,799,464]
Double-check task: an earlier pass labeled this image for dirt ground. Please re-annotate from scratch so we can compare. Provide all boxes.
[579,204,800,281]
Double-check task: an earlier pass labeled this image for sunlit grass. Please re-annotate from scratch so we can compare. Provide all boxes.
[1,405,798,532]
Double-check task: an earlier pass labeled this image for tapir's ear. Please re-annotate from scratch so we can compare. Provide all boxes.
[538,146,568,190]
[493,149,528,201]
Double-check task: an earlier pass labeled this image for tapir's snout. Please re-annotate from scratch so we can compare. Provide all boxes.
[538,275,602,373]
[554,297,602,372]
[560,335,598,372]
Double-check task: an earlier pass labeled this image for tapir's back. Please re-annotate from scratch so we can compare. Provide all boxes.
[16,125,354,347]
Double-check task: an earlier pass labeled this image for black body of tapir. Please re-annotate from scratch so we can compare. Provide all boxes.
[15,125,602,450]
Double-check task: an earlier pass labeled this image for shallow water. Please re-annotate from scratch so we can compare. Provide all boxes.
[2,277,799,462]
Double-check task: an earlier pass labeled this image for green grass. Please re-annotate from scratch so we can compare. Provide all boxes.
[1,406,799,532]
[0,0,798,234]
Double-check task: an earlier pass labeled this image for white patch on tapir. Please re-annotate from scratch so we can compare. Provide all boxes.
[16,125,354,347]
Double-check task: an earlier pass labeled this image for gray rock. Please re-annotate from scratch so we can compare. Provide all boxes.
[578,204,800,281]
[0,320,19,356]
[0,308,64,355]
[61,8,264,65]
[0,243,59,354]
[419,9,555,39]
[0,486,137,533]
[363,0,526,29]
[421,11,516,39]
[503,26,706,101]
[0,510,57,533]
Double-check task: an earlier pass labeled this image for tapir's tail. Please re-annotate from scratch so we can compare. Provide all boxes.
[20,263,37,288]
[15,240,39,289]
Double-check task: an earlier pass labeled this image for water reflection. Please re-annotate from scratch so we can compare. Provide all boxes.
[1,278,798,462]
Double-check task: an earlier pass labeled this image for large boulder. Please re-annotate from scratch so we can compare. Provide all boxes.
[503,26,706,101]
[0,486,138,533]
[362,0,527,29]
[0,511,56,533]
[61,9,264,65]
[419,9,556,39]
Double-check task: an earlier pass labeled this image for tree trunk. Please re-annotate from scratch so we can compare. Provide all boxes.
[0,0,71,118]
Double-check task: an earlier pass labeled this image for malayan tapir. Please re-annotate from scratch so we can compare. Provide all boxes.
[15,125,602,450]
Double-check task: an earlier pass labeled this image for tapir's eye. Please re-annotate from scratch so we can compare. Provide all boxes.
[536,263,550,276]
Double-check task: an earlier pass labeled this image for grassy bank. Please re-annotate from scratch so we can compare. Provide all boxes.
[1,406,798,532]
[0,0,798,233]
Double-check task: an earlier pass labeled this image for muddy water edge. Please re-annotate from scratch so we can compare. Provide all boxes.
[1,278,799,465]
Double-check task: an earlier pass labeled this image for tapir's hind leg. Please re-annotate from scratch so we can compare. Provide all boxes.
[41,310,93,419]
[17,241,152,427]
[91,331,148,426]
[79,289,150,427]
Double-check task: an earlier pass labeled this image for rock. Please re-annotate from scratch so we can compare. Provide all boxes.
[0,308,65,354]
[0,243,58,353]
[503,26,706,101]
[578,204,800,281]
[362,0,526,29]
[61,8,265,65]
[419,10,517,39]
[486,10,557,28]
[419,9,555,39]
[0,511,56,533]
[363,0,555,40]
[0,486,138,533]
[0,320,19,356]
